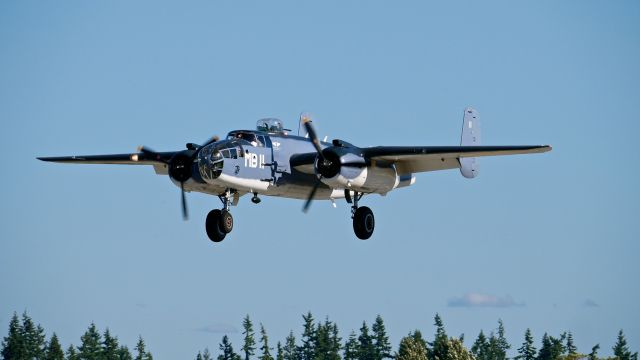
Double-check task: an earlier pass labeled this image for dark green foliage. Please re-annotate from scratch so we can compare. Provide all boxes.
[79,323,103,359]
[343,332,358,360]
[372,316,391,360]
[1,313,24,359]
[565,332,577,355]
[314,318,340,360]
[298,313,316,360]
[613,330,638,360]
[134,336,152,360]
[282,331,297,360]
[219,335,241,360]
[516,329,537,360]
[67,344,79,360]
[24,313,47,359]
[276,342,284,360]
[536,333,564,360]
[102,329,120,360]
[396,331,428,360]
[428,314,449,360]
[242,316,256,360]
[357,321,376,360]
[472,330,490,360]
[45,333,65,360]
[196,349,214,360]
[117,345,133,360]
[589,344,600,360]
[259,324,274,360]
[487,320,510,360]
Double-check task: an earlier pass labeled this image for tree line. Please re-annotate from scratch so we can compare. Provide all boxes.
[1,312,152,360]
[196,313,636,360]
[1,311,637,360]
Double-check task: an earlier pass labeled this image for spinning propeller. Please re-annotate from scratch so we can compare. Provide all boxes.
[302,116,330,213]
[136,135,220,220]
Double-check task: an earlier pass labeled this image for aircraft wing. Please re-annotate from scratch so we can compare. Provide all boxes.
[363,145,551,175]
[37,151,177,165]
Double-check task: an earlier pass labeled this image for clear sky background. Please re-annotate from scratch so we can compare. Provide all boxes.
[1,1,639,359]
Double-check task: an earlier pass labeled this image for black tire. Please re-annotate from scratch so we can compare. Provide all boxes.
[353,206,375,240]
[219,210,234,234]
[206,209,226,242]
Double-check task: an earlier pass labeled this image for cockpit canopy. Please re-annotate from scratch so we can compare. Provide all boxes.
[256,118,285,134]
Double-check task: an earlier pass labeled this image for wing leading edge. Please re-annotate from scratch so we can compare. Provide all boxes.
[37,151,177,165]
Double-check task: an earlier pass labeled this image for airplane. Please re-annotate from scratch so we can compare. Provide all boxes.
[38,108,551,242]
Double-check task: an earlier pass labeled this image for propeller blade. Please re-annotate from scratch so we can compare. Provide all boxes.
[302,178,322,213]
[201,135,221,148]
[180,181,188,220]
[302,117,324,159]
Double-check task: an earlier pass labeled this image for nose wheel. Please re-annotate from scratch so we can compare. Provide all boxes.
[206,190,235,243]
[347,190,375,240]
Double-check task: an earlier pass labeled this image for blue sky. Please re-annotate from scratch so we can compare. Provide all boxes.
[1,1,639,359]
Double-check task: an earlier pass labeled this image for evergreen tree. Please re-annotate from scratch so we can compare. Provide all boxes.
[134,336,152,360]
[471,330,490,360]
[357,322,376,360]
[447,337,474,360]
[298,313,316,360]
[328,322,341,360]
[197,352,204,360]
[428,314,449,360]
[258,324,273,360]
[343,332,358,360]
[242,316,257,360]
[313,318,340,360]
[202,348,213,360]
[396,331,428,360]
[45,333,65,360]
[67,344,79,360]
[79,323,103,360]
[565,332,577,355]
[117,345,133,360]
[372,316,391,360]
[283,331,297,360]
[613,330,638,360]
[276,342,284,360]
[487,320,510,360]
[219,335,241,360]
[21,312,46,359]
[103,328,120,360]
[515,329,536,360]
[588,344,599,360]
[537,333,564,360]
[314,319,330,360]
[1,312,25,359]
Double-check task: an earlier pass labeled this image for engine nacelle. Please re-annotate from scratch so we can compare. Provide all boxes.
[320,164,399,194]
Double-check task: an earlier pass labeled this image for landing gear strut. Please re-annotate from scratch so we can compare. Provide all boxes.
[348,190,375,240]
[206,189,234,243]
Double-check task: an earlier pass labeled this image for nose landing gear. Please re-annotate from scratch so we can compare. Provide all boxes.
[347,190,375,240]
[206,189,235,243]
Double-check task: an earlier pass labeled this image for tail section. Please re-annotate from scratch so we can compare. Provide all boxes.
[459,107,480,178]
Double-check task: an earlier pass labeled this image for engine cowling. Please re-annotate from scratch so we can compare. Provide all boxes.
[316,147,398,194]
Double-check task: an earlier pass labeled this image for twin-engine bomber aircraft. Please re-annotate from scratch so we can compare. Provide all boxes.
[39,108,551,241]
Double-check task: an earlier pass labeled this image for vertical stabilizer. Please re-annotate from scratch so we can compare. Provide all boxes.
[459,107,480,178]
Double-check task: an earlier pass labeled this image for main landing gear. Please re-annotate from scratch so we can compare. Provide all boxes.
[346,190,375,240]
[206,190,234,242]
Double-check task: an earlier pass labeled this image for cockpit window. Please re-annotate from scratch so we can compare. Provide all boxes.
[256,118,285,134]
[227,132,264,147]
